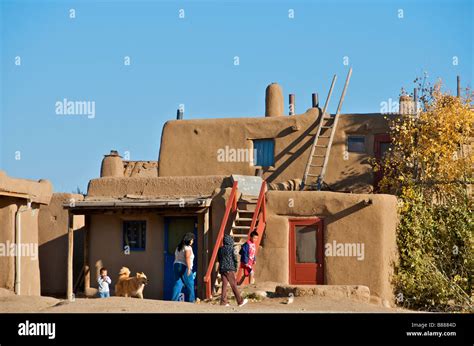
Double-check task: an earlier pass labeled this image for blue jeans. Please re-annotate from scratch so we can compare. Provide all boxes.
[171,263,195,302]
[98,291,110,298]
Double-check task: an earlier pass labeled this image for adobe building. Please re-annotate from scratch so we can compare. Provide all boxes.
[0,171,52,296]
[58,81,403,304]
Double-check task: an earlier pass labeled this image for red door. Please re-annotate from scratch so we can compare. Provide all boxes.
[289,218,324,285]
[374,134,391,191]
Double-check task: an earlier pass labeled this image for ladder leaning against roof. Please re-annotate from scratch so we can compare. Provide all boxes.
[301,67,353,190]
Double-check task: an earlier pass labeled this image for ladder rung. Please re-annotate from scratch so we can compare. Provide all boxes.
[307,173,320,177]
[310,164,323,167]
[321,126,332,129]
[319,135,330,138]
[312,154,325,157]
[323,116,333,120]
[315,145,328,148]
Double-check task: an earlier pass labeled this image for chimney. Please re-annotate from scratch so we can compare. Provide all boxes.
[399,94,415,115]
[100,150,124,177]
[289,94,295,115]
[457,75,461,98]
[265,83,284,117]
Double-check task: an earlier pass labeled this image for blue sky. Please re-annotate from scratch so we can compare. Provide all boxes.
[0,0,472,192]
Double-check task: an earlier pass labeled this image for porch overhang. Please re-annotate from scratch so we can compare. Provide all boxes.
[63,197,212,214]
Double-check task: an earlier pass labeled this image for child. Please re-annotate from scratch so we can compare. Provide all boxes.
[239,231,258,285]
[97,267,111,298]
[218,234,248,307]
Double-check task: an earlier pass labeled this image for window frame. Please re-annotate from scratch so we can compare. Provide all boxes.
[252,138,275,167]
[122,220,147,252]
[347,135,366,153]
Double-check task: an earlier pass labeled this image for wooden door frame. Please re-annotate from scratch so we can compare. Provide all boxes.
[288,218,324,285]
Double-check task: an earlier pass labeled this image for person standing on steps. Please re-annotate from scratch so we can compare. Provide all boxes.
[239,231,259,285]
[218,234,248,307]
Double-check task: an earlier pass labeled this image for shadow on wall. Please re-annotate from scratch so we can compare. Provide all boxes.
[328,158,374,194]
[264,113,321,183]
[324,200,372,226]
[39,228,84,297]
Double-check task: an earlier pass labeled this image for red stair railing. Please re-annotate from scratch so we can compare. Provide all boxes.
[203,181,238,299]
[236,180,267,284]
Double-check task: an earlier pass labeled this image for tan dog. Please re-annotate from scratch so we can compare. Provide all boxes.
[115,267,148,299]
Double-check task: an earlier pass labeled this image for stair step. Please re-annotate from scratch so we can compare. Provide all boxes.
[232,234,248,238]
[237,209,254,214]
[236,217,253,222]
[233,225,251,230]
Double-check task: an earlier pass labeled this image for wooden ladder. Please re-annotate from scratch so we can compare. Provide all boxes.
[301,68,353,190]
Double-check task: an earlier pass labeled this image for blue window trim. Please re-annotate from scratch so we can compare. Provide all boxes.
[123,220,147,252]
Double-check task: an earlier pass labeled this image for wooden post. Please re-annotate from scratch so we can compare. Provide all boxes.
[84,215,90,292]
[67,211,74,301]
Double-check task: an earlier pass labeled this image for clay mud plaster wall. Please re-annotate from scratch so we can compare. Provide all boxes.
[38,193,85,296]
[258,191,398,302]
[87,175,231,199]
[158,111,392,192]
[88,213,164,299]
[0,197,43,295]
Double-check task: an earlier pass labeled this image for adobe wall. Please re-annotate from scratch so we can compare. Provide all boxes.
[88,213,164,299]
[0,198,18,291]
[157,112,392,192]
[0,197,42,296]
[258,191,398,302]
[38,193,85,296]
[0,170,53,204]
[87,175,231,198]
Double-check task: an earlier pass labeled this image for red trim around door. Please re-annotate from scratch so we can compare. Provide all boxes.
[289,218,324,285]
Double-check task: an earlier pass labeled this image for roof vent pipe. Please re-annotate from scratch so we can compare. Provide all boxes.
[289,94,295,115]
[312,93,319,108]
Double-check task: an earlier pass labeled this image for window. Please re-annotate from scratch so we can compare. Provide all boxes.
[295,225,318,263]
[123,220,146,251]
[347,136,366,153]
[253,139,275,166]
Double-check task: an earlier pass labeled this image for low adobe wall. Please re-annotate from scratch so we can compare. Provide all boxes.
[38,193,85,296]
[257,191,398,302]
[87,175,231,199]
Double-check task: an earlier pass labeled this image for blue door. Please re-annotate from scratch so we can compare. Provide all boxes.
[163,217,197,300]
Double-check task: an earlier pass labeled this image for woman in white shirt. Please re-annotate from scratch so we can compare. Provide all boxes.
[171,232,195,302]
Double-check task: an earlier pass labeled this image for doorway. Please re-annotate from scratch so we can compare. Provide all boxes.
[289,218,324,285]
[163,217,197,300]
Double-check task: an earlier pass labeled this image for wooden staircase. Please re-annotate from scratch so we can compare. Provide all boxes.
[203,180,267,299]
[231,195,258,250]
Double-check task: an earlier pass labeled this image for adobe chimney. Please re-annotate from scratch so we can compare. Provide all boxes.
[100,150,124,177]
[265,83,284,117]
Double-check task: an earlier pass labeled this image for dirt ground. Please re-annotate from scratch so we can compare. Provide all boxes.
[0,289,409,313]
